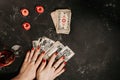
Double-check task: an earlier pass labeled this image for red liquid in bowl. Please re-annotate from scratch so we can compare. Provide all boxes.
[0,50,15,68]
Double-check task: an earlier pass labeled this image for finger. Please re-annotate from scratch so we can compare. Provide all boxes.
[24,50,30,62]
[53,56,64,69]
[31,46,40,62]
[54,68,65,79]
[35,51,45,67]
[54,61,66,74]
[47,52,58,68]
[38,59,46,72]
[28,48,35,62]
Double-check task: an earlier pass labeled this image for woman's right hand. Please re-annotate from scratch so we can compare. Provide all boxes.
[36,52,66,80]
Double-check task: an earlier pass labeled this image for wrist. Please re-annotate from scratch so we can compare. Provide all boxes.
[36,75,40,80]
[11,74,26,80]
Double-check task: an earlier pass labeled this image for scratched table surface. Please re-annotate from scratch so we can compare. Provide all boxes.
[0,0,120,80]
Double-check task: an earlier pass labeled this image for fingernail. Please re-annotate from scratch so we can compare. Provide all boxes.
[62,56,65,59]
[32,47,34,50]
[37,46,40,50]
[41,51,45,54]
[64,62,67,65]
[55,52,58,55]
[42,59,46,62]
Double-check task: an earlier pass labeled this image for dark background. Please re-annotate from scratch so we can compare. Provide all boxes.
[0,0,120,80]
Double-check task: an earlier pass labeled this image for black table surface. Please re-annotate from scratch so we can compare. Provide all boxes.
[0,0,120,80]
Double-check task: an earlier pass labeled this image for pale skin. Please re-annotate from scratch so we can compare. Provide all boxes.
[12,46,66,80]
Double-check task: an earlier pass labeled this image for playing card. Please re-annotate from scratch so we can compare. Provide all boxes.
[50,9,71,34]
[32,40,39,48]
[56,9,71,34]
[56,46,75,62]
[39,36,55,52]
[51,11,57,27]
[32,36,75,61]
[44,41,64,60]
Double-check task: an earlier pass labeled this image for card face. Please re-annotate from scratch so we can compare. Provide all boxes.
[39,36,55,52]
[32,40,39,48]
[56,9,71,34]
[57,9,70,30]
[44,41,64,59]
[56,46,75,62]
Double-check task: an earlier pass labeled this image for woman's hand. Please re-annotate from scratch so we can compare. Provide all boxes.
[12,46,45,80]
[36,52,66,80]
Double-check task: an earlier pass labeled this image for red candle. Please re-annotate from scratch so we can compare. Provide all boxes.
[22,22,31,31]
[36,6,44,14]
[21,8,29,17]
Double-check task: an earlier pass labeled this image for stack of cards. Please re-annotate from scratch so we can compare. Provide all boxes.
[51,9,72,34]
[32,36,75,62]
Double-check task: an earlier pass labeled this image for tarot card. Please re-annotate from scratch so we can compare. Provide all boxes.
[44,41,64,59]
[56,46,75,62]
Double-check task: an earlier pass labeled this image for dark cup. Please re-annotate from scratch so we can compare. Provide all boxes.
[0,50,15,68]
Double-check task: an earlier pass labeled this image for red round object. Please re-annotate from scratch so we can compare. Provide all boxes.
[22,22,31,30]
[62,19,66,23]
[36,6,44,14]
[21,8,29,17]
